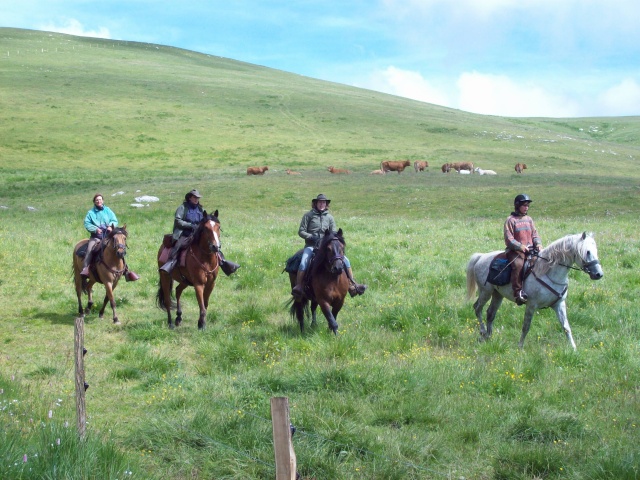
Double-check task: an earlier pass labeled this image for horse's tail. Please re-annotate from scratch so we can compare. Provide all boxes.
[156,278,175,311]
[466,253,482,300]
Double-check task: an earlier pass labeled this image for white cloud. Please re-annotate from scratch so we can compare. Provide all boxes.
[456,72,580,117]
[39,19,111,39]
[598,79,640,117]
[359,66,451,107]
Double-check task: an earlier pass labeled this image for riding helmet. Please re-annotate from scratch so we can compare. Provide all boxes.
[514,193,532,207]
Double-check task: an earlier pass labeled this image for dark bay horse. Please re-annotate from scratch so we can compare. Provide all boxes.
[289,229,349,334]
[156,211,221,330]
[73,226,129,324]
[466,232,603,350]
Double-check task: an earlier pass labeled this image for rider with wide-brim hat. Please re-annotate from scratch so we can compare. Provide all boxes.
[504,193,542,305]
[292,193,367,299]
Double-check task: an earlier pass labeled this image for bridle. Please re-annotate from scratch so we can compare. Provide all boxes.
[325,237,345,274]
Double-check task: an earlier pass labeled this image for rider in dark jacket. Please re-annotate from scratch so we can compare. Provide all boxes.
[159,189,240,276]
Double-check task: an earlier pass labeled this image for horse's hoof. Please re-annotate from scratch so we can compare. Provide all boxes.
[198,322,205,330]
[169,323,175,330]
[113,319,121,325]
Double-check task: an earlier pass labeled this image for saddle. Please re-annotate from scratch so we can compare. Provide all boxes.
[486,251,536,286]
[75,239,101,259]
[159,234,188,267]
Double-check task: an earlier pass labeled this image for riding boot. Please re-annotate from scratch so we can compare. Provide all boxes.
[291,270,306,299]
[81,252,92,278]
[218,251,240,276]
[159,258,177,274]
[125,268,140,282]
[347,267,367,297]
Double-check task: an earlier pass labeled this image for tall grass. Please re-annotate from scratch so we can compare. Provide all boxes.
[1,27,639,479]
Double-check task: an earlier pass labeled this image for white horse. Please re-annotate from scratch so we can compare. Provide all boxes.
[466,232,603,350]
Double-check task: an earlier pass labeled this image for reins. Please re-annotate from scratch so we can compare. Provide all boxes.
[533,251,601,274]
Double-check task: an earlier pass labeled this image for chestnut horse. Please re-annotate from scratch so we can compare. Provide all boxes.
[289,229,349,334]
[73,226,129,324]
[156,211,221,330]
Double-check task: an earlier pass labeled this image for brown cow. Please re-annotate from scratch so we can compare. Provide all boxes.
[381,160,411,174]
[441,163,451,173]
[286,169,301,175]
[414,160,429,172]
[327,166,351,174]
[370,169,385,175]
[247,166,269,175]
[515,163,527,174]
[450,161,474,173]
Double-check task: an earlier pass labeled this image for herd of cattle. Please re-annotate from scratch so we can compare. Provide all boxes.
[246,162,528,176]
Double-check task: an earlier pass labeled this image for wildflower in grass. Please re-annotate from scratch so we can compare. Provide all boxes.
[23,454,27,462]
[48,409,52,418]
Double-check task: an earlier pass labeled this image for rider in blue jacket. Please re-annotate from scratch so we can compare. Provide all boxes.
[81,193,118,278]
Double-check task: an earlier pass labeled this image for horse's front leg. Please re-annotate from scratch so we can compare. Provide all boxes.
[551,300,576,350]
[518,305,536,349]
[100,281,120,324]
[174,283,186,327]
[318,300,338,334]
[194,284,207,330]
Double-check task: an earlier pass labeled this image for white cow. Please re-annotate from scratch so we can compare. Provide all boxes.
[474,167,497,175]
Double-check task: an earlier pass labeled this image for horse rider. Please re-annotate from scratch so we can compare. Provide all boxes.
[81,193,139,287]
[291,193,367,299]
[159,189,240,276]
[504,193,542,305]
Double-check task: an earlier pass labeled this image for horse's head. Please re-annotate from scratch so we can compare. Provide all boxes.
[108,225,128,259]
[194,210,221,254]
[317,228,345,275]
[578,232,603,280]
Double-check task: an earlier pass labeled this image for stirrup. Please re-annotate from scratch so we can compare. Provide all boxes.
[349,283,367,297]
[125,270,140,282]
[220,260,240,276]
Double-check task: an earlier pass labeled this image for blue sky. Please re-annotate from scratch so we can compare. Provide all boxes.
[4,0,640,117]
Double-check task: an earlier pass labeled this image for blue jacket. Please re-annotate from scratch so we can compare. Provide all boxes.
[84,206,118,236]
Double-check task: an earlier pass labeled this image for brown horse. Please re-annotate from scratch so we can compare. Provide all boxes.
[289,229,349,334]
[73,226,129,324]
[156,211,221,330]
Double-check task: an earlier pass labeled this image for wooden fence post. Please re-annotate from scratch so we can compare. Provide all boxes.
[271,397,297,480]
[74,316,86,439]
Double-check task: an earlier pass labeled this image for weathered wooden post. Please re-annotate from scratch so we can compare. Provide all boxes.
[74,316,86,439]
[271,397,297,480]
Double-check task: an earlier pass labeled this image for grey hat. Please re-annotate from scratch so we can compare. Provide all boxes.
[312,193,331,205]
[185,189,202,201]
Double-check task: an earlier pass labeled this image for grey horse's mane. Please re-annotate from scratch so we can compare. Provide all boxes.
[534,232,593,276]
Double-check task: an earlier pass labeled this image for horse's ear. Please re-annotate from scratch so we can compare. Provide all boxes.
[214,209,219,218]
[122,223,126,230]
[581,231,587,240]
[202,210,208,220]
[337,228,343,236]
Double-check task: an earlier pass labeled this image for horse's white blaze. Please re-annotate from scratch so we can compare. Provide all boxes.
[210,221,220,247]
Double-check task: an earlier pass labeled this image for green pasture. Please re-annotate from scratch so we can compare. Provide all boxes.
[1,28,639,479]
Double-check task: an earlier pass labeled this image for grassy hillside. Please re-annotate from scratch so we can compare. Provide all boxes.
[1,28,639,479]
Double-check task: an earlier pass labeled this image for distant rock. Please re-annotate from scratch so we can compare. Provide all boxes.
[130,203,147,208]
[27,206,37,211]
[112,191,125,196]
[135,195,159,203]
